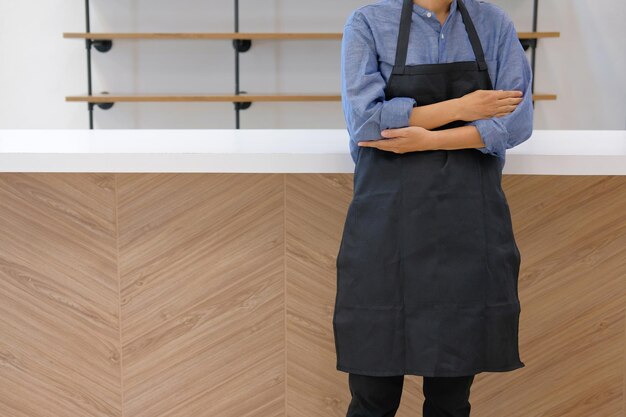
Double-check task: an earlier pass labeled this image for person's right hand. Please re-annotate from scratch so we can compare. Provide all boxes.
[457,89,524,121]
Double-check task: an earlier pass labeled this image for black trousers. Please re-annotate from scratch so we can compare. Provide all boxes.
[345,372,475,417]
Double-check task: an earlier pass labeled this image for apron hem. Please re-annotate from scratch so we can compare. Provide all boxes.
[336,361,525,377]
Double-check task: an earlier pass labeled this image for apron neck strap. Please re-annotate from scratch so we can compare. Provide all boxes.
[393,0,489,74]
[456,0,488,70]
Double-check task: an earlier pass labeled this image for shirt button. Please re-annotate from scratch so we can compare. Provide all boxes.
[426,12,432,17]
[441,33,444,39]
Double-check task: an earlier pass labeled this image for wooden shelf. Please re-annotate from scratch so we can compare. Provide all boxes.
[532,93,557,101]
[63,31,559,40]
[64,32,343,40]
[517,32,560,39]
[66,93,557,103]
[66,2,558,128]
[66,94,343,103]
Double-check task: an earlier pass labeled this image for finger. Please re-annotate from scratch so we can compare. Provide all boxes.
[371,139,398,151]
[381,128,407,138]
[360,141,384,147]
[496,103,519,112]
[495,90,523,99]
[381,137,405,146]
[506,97,523,105]
[500,90,523,97]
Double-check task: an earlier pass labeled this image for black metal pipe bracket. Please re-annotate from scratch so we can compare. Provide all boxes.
[92,39,113,53]
[232,39,252,52]
[519,38,537,51]
[233,90,252,111]
[95,101,114,110]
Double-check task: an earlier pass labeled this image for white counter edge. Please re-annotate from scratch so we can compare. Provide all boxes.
[1,129,624,175]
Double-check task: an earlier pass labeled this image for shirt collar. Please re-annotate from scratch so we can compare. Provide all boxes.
[409,0,458,19]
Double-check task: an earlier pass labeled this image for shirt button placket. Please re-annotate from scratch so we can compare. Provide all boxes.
[439,26,444,62]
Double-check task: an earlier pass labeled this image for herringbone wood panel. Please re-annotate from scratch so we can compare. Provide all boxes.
[0,173,624,417]
[0,173,122,417]
[116,174,285,417]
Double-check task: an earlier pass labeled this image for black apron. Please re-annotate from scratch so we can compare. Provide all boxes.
[333,0,525,377]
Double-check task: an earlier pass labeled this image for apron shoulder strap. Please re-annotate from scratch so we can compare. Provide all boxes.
[392,0,414,74]
[456,0,489,70]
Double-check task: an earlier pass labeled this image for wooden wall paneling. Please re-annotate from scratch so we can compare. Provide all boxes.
[0,173,121,417]
[1,173,624,417]
[116,173,285,417]
[285,174,352,417]
[494,175,626,417]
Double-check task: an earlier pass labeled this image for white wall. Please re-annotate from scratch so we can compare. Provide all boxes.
[0,0,623,130]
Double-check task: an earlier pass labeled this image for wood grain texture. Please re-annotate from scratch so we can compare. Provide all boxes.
[1,173,624,417]
[496,175,626,417]
[116,174,285,417]
[285,174,351,417]
[0,173,121,417]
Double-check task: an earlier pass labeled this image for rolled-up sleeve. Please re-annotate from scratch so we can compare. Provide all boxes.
[469,17,534,159]
[341,11,416,146]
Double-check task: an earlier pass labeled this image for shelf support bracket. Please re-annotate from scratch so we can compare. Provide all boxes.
[84,0,115,128]
[93,101,114,111]
[232,39,252,52]
[530,0,539,104]
[92,39,113,53]
[519,38,537,52]
[233,0,254,128]
[233,90,252,111]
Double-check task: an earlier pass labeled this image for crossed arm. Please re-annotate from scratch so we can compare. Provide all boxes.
[403,92,523,152]
[341,10,533,158]
[408,98,465,131]
[407,98,487,151]
[364,96,507,154]
[373,17,534,156]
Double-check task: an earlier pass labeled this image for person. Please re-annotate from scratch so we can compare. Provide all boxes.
[333,0,534,416]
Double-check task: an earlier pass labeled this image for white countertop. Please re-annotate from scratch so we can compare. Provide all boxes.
[0,129,624,175]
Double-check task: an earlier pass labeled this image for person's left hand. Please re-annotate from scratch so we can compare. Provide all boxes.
[357,126,435,153]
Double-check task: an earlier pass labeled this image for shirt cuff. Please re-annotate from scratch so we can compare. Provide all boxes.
[468,119,509,158]
[380,97,416,130]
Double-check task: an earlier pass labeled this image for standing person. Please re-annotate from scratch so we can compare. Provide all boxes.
[333,0,533,416]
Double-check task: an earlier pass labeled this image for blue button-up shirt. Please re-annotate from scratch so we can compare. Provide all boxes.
[341,0,534,169]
